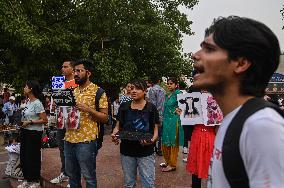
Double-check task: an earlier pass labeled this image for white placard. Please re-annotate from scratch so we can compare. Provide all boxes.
[177,92,204,125]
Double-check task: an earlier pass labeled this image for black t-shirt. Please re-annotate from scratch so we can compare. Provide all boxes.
[118,101,160,157]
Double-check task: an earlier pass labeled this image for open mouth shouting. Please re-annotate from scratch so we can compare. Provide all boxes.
[193,64,205,81]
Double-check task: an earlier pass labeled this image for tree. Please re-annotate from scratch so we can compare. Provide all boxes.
[0,0,198,93]
[0,0,84,91]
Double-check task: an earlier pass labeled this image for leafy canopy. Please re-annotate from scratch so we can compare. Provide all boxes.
[0,0,197,92]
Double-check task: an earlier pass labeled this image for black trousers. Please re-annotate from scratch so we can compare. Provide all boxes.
[183,125,194,147]
[56,128,66,174]
[20,128,42,182]
[192,174,201,188]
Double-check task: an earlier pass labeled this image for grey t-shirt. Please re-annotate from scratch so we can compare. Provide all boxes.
[21,99,45,131]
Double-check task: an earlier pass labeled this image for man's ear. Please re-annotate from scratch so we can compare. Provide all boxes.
[234,57,252,74]
[87,71,92,77]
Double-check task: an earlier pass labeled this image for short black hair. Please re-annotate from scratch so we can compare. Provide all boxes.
[74,59,94,73]
[168,77,178,85]
[131,80,147,91]
[65,60,76,68]
[206,16,280,97]
[149,75,160,84]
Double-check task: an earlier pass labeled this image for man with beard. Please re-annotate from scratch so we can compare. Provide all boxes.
[192,16,284,188]
[64,59,108,188]
[50,60,77,185]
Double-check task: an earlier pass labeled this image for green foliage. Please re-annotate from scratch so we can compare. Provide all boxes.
[0,0,197,92]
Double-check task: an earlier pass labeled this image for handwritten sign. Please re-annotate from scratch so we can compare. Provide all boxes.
[52,76,65,90]
[52,89,75,106]
[266,82,284,93]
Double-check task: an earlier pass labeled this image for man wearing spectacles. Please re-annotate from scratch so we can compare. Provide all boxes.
[64,59,108,188]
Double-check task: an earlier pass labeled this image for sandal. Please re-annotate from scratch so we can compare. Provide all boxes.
[159,163,167,167]
[161,166,176,172]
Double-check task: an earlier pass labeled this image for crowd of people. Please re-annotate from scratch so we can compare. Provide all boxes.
[1,15,284,188]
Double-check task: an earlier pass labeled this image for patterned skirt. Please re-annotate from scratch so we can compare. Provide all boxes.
[186,124,215,179]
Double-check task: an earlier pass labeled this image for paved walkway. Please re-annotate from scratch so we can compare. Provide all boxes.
[0,134,207,188]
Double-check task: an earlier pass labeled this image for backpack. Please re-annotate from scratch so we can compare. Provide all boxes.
[95,87,111,150]
[222,97,284,188]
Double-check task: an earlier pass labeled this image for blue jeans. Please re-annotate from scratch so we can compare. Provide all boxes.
[64,141,98,188]
[121,154,155,188]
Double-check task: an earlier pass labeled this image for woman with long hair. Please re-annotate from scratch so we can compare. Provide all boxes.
[160,77,184,172]
[17,81,48,188]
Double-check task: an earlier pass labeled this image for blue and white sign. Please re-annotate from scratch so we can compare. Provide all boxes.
[52,76,65,90]
[270,73,284,82]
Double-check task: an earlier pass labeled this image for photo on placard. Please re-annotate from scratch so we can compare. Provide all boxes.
[177,92,204,125]
[201,93,223,126]
[66,107,80,130]
[56,106,65,129]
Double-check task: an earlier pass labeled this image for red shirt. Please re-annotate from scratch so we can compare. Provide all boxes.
[64,79,78,89]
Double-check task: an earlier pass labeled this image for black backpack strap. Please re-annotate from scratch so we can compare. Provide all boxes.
[118,101,131,128]
[95,87,105,111]
[95,87,105,150]
[222,97,284,188]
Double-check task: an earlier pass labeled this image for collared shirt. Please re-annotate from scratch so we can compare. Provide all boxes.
[148,84,166,122]
[64,83,108,143]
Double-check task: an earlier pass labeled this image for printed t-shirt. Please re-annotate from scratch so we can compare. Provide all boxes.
[118,101,160,157]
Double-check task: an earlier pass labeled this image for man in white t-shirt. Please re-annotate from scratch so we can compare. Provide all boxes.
[191,16,284,188]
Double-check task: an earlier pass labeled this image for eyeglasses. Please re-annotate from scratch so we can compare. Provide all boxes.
[73,69,87,73]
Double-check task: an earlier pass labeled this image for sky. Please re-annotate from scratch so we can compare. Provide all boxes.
[181,0,284,53]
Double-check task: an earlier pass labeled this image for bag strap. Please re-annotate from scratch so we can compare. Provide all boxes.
[222,97,284,188]
[95,87,105,112]
[119,101,131,127]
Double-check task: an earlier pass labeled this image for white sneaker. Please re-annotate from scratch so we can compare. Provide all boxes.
[67,184,70,188]
[183,158,188,163]
[28,182,41,188]
[182,147,188,154]
[50,173,68,184]
[17,181,29,188]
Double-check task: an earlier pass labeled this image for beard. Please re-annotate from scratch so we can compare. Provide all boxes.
[75,74,88,85]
